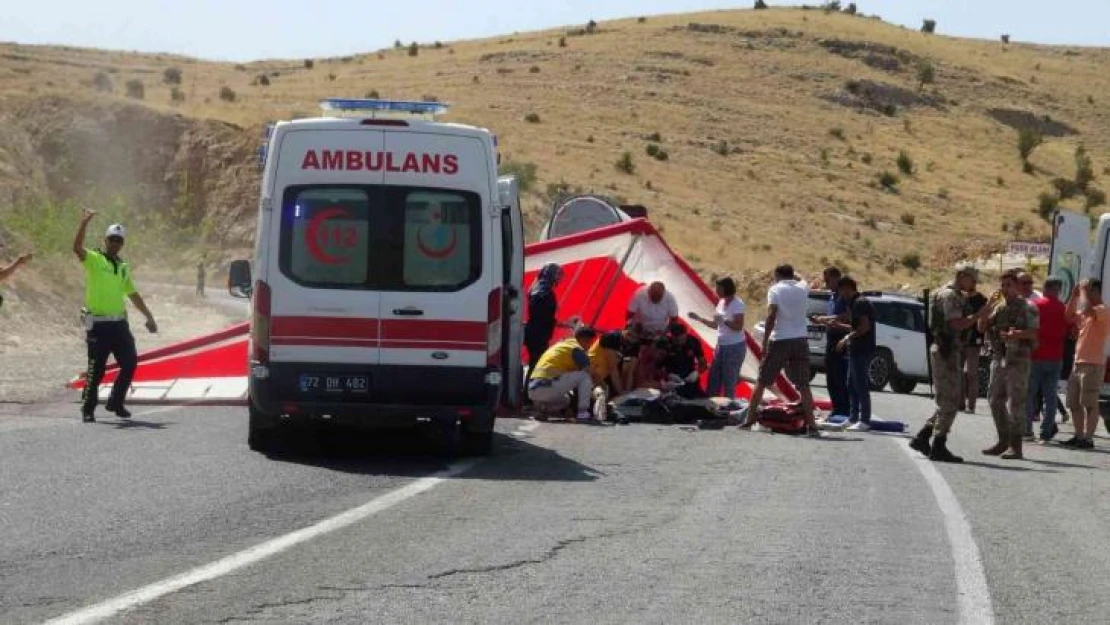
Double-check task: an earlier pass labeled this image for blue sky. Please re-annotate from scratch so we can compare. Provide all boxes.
[1,1,1105,61]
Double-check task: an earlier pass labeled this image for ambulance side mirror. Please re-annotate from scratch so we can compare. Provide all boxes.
[228,260,253,299]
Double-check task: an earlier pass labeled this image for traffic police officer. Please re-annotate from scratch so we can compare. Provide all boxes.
[979,268,1039,459]
[73,208,158,422]
[910,263,991,462]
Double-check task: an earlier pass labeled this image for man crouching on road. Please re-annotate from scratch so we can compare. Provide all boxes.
[74,209,158,423]
[909,264,992,462]
[528,326,599,423]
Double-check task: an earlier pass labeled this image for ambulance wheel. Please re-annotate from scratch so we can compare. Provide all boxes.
[461,429,493,456]
[247,404,283,453]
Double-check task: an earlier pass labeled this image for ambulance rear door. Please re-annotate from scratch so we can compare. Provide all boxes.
[499,175,525,411]
[375,129,495,406]
[1049,209,1093,300]
[266,127,386,402]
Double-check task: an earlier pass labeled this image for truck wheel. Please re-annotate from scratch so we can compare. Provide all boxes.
[247,403,283,454]
[867,349,894,391]
[889,376,916,394]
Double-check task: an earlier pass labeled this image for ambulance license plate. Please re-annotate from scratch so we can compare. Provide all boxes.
[298,374,369,395]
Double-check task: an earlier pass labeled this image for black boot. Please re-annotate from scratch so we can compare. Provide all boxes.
[909,424,933,457]
[929,435,964,463]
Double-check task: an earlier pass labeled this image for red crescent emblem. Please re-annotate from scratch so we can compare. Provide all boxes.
[416,226,458,259]
[305,207,353,265]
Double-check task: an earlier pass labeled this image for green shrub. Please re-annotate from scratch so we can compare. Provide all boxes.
[1036,192,1059,221]
[257,74,270,86]
[1052,177,1082,199]
[1087,188,1108,210]
[408,42,419,57]
[1018,128,1043,162]
[900,212,916,226]
[170,87,185,103]
[616,151,635,174]
[304,59,314,69]
[646,144,660,157]
[900,252,922,272]
[125,79,145,99]
[163,67,182,85]
[219,86,236,102]
[646,132,662,142]
[712,140,729,156]
[524,112,541,123]
[829,127,845,140]
[1075,144,1095,191]
[879,171,900,190]
[366,89,381,99]
[558,37,567,48]
[653,149,669,162]
[499,161,538,192]
[917,62,935,90]
[93,71,113,93]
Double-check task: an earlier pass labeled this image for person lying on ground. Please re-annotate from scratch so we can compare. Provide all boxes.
[527,326,600,423]
[661,322,707,399]
[634,336,673,390]
[627,281,679,337]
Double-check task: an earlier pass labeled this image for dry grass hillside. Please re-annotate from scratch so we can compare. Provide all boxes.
[2,6,1110,303]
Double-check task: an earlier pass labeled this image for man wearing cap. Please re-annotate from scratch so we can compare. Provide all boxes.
[909,263,992,462]
[73,208,158,422]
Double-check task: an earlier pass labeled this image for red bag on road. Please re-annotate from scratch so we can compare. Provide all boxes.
[756,403,807,435]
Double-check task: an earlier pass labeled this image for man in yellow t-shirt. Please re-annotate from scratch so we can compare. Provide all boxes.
[73,208,158,423]
[528,326,598,422]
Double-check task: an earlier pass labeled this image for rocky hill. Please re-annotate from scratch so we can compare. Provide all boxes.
[2,7,1109,299]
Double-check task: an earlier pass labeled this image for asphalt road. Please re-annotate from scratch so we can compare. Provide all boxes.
[2,381,1109,625]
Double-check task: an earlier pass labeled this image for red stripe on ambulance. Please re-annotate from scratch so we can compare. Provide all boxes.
[301,150,459,174]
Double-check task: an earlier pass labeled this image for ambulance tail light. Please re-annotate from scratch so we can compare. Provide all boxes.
[487,287,503,369]
[251,280,271,365]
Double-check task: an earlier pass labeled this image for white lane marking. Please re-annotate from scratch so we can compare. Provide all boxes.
[509,419,541,438]
[42,459,480,625]
[894,436,995,625]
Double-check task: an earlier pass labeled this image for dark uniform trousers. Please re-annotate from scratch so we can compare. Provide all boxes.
[81,320,138,414]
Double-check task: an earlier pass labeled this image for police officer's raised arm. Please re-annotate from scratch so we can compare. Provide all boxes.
[72,208,97,262]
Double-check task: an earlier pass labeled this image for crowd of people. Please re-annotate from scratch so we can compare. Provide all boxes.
[523,260,1110,453]
[906,264,1110,461]
[523,264,751,423]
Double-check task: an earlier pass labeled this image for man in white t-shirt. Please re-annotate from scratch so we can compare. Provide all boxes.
[627,281,679,336]
[740,264,818,435]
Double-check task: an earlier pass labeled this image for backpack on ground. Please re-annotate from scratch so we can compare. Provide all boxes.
[756,403,807,435]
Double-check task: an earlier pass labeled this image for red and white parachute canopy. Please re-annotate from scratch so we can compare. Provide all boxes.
[69,218,808,407]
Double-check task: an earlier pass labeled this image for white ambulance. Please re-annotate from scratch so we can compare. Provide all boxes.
[1048,210,1110,430]
[229,99,525,456]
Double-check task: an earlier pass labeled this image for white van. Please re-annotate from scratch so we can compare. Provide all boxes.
[1049,210,1110,426]
[229,99,525,456]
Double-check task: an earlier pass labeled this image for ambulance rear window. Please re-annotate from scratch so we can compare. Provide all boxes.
[279,185,481,292]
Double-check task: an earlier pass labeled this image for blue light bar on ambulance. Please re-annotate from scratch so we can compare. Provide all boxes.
[318,98,449,118]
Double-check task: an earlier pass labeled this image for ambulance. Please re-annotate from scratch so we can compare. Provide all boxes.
[228,99,525,456]
[1048,210,1110,429]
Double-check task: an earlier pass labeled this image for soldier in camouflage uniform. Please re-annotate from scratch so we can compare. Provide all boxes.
[978,268,1040,460]
[910,264,993,463]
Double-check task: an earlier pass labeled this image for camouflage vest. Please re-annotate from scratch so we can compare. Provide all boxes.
[929,285,963,356]
[987,298,1039,360]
